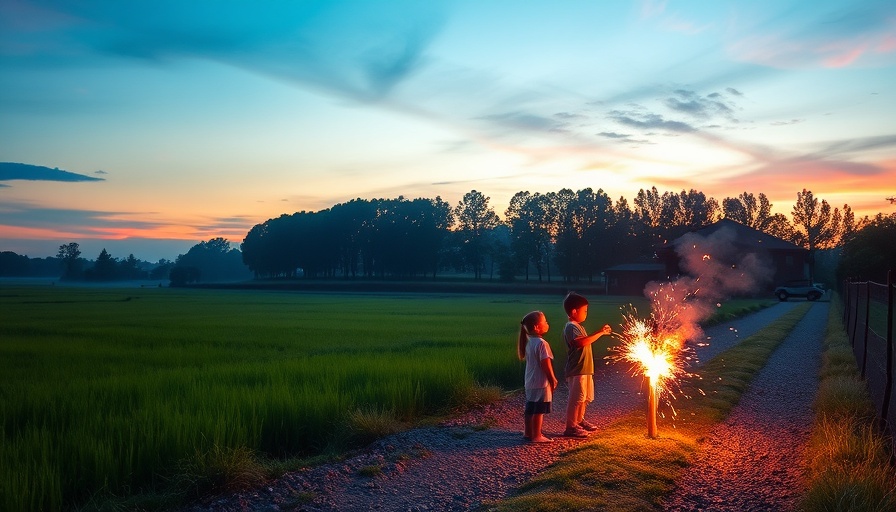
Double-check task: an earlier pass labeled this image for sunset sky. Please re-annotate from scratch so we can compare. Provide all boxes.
[2,0,895,262]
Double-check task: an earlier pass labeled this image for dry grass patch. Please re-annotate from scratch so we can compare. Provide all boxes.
[799,298,896,512]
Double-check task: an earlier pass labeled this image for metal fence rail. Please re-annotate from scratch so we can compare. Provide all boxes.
[842,270,895,451]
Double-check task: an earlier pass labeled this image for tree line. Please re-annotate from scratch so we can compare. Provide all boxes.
[2,187,892,284]
[239,187,874,282]
[1,239,248,284]
[44,238,252,285]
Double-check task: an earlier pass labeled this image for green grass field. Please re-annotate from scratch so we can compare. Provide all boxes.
[1,285,648,510]
[1,285,773,510]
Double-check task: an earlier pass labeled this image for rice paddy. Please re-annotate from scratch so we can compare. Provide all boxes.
[1,285,626,510]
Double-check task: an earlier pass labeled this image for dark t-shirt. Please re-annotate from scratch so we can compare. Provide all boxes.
[564,321,593,376]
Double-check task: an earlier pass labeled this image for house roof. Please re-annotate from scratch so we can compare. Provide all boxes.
[663,218,806,252]
[604,263,665,272]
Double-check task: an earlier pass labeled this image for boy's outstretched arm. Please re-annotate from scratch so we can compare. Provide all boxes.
[569,324,613,349]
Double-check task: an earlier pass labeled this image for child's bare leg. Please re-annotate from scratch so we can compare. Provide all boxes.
[530,414,552,442]
[524,413,533,439]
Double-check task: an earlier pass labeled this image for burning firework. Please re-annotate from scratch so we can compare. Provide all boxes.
[611,226,773,437]
[610,285,699,438]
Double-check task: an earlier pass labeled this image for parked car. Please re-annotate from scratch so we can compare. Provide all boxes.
[774,280,825,301]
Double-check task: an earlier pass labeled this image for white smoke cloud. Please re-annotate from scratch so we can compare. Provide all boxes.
[643,225,774,346]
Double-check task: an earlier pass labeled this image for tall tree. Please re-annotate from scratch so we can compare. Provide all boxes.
[633,186,664,235]
[551,189,577,282]
[790,189,843,279]
[505,191,536,280]
[119,254,143,280]
[722,192,774,230]
[573,188,615,281]
[454,190,500,280]
[519,193,557,281]
[57,242,82,280]
[837,212,896,282]
[177,237,250,282]
[664,189,718,239]
[416,196,454,277]
[611,196,644,263]
[763,213,796,242]
[90,249,118,280]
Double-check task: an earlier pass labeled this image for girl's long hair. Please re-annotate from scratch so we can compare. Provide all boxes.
[518,311,543,361]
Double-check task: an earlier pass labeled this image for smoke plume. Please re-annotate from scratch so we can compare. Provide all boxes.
[644,225,774,346]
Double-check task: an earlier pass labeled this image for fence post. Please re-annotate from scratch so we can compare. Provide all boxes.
[843,279,850,326]
[846,281,855,347]
[862,282,871,379]
[851,283,862,352]
[881,270,894,429]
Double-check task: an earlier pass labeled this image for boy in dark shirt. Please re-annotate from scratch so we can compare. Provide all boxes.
[563,292,612,437]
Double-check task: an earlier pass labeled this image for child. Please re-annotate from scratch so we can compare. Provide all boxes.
[518,310,559,443]
[562,292,612,438]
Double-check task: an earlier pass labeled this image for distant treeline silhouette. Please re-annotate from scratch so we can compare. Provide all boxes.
[5,187,891,285]
[238,187,868,282]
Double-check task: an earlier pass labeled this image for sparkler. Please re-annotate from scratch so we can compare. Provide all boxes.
[611,235,763,437]
[611,279,700,438]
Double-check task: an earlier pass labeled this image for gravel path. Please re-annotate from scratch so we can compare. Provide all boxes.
[182,301,816,512]
[662,302,827,512]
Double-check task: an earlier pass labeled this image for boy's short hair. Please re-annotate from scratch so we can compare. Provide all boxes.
[563,292,588,315]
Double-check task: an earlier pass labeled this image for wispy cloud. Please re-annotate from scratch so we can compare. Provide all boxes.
[6,1,445,103]
[609,109,697,133]
[727,2,896,69]
[770,119,804,126]
[664,89,738,121]
[598,131,630,139]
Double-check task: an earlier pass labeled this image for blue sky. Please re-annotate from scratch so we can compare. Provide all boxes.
[1,0,895,262]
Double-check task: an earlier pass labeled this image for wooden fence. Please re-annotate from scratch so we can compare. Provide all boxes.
[842,270,895,449]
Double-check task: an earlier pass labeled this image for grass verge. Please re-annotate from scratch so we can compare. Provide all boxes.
[484,303,812,512]
[798,297,896,511]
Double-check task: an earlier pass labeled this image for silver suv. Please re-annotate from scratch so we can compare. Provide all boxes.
[774,280,825,302]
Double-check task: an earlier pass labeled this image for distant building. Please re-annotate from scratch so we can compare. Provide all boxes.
[656,218,809,293]
[604,219,809,297]
[603,263,666,296]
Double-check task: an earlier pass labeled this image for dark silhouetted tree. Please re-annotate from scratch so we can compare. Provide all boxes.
[505,192,554,281]
[790,189,845,280]
[175,237,250,282]
[574,188,616,281]
[150,259,174,280]
[0,251,30,276]
[454,190,500,280]
[836,212,895,283]
[633,186,664,240]
[118,254,144,280]
[504,191,532,279]
[722,192,774,230]
[57,242,82,280]
[87,249,118,280]
[169,265,200,286]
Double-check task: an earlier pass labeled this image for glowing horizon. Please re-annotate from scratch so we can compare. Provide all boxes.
[2,0,894,261]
